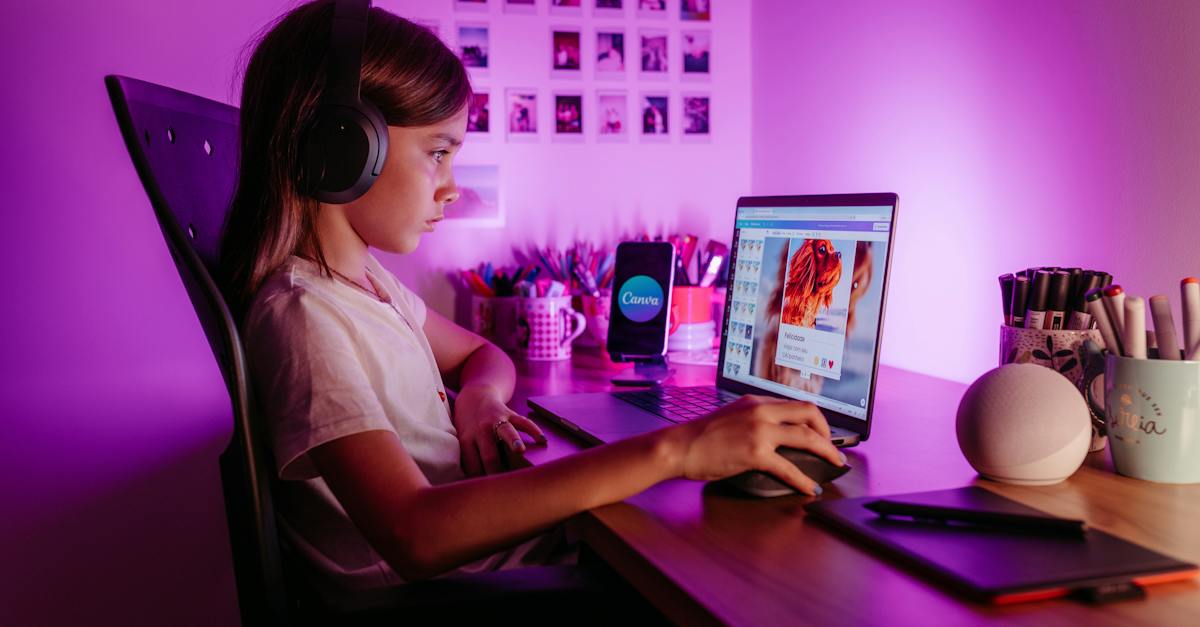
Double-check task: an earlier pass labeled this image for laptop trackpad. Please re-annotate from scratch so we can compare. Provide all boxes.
[528,392,670,441]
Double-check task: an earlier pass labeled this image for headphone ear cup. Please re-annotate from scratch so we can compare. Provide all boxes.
[300,99,388,203]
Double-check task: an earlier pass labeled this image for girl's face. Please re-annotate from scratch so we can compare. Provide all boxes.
[341,106,468,254]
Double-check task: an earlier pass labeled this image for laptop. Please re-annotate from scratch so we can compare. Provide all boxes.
[529,193,899,447]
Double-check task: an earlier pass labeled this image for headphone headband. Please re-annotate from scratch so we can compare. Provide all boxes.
[326,0,369,105]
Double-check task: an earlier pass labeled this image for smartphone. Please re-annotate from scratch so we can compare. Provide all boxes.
[607,241,676,361]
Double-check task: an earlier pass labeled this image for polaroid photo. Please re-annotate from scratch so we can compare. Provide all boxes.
[596,90,628,142]
[503,0,538,14]
[553,92,584,142]
[550,28,582,78]
[467,91,491,138]
[445,165,504,228]
[455,0,490,13]
[639,29,668,80]
[682,93,710,142]
[550,0,583,15]
[457,23,490,73]
[681,0,711,21]
[637,0,667,19]
[639,92,669,142]
[593,0,625,18]
[595,30,626,76]
[682,30,710,78]
[505,89,538,141]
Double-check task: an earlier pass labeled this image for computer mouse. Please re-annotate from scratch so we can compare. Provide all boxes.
[715,447,851,498]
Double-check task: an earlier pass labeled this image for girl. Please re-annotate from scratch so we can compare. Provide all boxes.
[220,0,843,597]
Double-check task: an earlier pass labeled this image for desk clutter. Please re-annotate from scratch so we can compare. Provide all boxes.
[461,236,729,364]
[979,266,1200,485]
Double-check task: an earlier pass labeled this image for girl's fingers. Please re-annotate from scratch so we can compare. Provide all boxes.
[495,420,526,455]
[760,452,821,496]
[460,440,484,477]
[478,430,506,474]
[753,398,833,440]
[508,414,547,444]
[773,423,843,467]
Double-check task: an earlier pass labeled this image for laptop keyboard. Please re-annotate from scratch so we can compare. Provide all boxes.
[611,386,741,423]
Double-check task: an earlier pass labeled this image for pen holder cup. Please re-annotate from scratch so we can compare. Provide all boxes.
[470,295,519,352]
[579,291,612,350]
[668,286,716,352]
[1082,353,1200,484]
[999,325,1107,451]
[516,296,587,361]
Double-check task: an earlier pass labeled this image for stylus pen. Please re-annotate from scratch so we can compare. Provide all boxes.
[864,500,1088,536]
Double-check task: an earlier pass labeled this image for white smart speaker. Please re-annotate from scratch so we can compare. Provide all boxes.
[956,363,1091,485]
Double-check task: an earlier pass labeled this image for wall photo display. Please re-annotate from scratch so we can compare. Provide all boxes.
[638,0,667,19]
[458,23,490,71]
[683,94,710,140]
[455,0,489,13]
[681,0,711,21]
[595,0,625,18]
[596,30,626,75]
[552,29,582,73]
[467,91,491,135]
[597,90,629,141]
[554,92,584,140]
[640,93,669,141]
[639,29,668,77]
[682,30,710,76]
[506,89,538,139]
[504,0,537,14]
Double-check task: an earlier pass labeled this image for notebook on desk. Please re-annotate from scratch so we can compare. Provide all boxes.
[805,486,1199,605]
[528,193,899,447]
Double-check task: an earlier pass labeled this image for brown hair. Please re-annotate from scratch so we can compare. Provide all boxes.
[219,0,471,318]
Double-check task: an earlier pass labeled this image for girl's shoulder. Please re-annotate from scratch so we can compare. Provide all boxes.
[245,257,353,333]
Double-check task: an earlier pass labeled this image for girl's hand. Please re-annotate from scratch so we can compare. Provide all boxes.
[670,395,844,495]
[452,386,547,476]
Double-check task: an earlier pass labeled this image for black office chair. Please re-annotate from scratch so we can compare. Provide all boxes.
[104,75,661,626]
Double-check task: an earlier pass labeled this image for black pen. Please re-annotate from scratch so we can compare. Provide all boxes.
[864,499,1088,536]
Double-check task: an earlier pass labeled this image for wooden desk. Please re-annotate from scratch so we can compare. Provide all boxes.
[514,349,1200,626]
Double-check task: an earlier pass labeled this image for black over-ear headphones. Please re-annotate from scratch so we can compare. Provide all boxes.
[300,0,388,204]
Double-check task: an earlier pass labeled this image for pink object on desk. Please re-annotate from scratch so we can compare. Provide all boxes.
[516,296,586,361]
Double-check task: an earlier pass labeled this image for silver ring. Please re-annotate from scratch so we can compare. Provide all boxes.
[491,418,511,437]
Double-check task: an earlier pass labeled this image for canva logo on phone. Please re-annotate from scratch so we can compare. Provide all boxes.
[617,275,665,322]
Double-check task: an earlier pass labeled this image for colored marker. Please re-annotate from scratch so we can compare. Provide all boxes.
[1182,278,1200,360]
[1149,295,1181,360]
[1102,285,1126,337]
[1026,270,1052,330]
[999,274,1015,326]
[1010,275,1029,328]
[1124,296,1147,359]
[1067,272,1102,330]
[1086,288,1123,356]
[1046,271,1070,329]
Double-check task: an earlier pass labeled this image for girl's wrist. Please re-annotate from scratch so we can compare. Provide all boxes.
[651,423,694,481]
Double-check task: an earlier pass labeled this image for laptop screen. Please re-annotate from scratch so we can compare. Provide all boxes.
[720,199,895,422]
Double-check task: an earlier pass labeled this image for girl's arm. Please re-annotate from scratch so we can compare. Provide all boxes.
[422,309,545,475]
[309,395,843,581]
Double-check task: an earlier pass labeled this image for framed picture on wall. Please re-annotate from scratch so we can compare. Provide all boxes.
[505,89,539,141]
[637,0,667,19]
[681,0,711,21]
[550,0,582,15]
[455,0,489,13]
[595,30,626,76]
[639,29,668,78]
[445,164,503,228]
[596,90,628,141]
[594,0,624,18]
[457,23,490,72]
[682,93,711,141]
[553,92,584,141]
[682,30,710,77]
[639,92,669,141]
[504,0,537,14]
[467,91,491,136]
[551,28,582,76]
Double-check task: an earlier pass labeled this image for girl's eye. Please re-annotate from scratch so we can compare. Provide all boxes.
[432,150,450,163]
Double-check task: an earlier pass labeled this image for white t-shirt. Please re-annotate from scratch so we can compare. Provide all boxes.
[244,254,567,596]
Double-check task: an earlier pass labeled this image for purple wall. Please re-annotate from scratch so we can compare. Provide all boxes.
[752,0,1200,383]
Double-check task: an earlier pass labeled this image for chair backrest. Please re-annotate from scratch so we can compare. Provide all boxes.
[105,75,289,626]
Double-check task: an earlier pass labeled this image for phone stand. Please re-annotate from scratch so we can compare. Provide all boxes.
[611,356,674,386]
